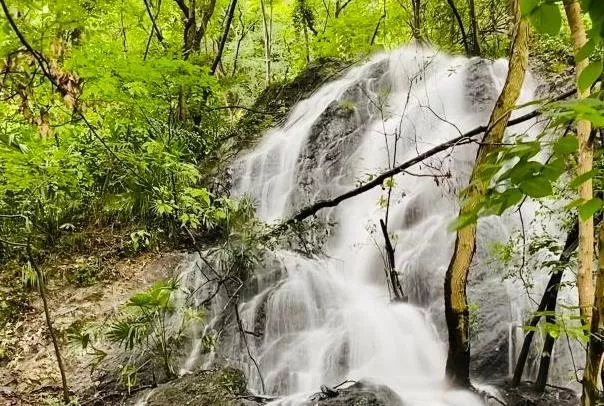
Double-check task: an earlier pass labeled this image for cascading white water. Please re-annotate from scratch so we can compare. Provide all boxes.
[174,44,582,405]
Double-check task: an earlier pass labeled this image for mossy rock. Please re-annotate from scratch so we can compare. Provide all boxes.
[228,58,351,153]
[309,382,405,406]
[146,367,253,406]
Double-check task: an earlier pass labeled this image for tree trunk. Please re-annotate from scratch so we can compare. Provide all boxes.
[210,0,238,75]
[444,5,529,387]
[564,0,594,330]
[468,0,481,56]
[411,0,422,40]
[583,226,604,405]
[445,0,471,56]
[512,221,579,386]
[27,243,70,403]
[535,300,557,392]
[179,0,217,59]
[260,0,271,84]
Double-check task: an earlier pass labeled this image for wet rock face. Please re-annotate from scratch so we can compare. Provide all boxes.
[464,59,499,113]
[146,368,255,406]
[287,61,388,212]
[309,382,405,406]
[234,59,352,153]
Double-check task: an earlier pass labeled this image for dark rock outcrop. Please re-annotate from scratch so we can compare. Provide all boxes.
[307,381,405,406]
[231,59,352,154]
[146,368,260,406]
[492,381,579,406]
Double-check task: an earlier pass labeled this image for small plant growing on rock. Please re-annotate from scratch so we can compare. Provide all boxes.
[106,279,195,379]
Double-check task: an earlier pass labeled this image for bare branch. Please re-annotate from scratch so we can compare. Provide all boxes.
[281,89,575,227]
[173,0,189,15]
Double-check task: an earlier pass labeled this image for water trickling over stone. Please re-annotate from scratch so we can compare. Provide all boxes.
[174,45,581,406]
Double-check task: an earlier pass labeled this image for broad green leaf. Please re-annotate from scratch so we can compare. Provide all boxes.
[541,158,565,182]
[578,59,603,93]
[519,177,553,198]
[520,0,538,16]
[576,38,598,62]
[448,214,477,231]
[569,169,597,188]
[565,198,585,210]
[553,135,578,156]
[579,198,602,221]
[529,4,562,36]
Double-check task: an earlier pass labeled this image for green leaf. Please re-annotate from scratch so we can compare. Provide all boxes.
[569,169,597,188]
[579,198,602,221]
[565,198,585,210]
[529,4,562,35]
[553,135,578,156]
[519,177,553,198]
[541,158,565,182]
[576,38,598,62]
[448,214,477,231]
[520,0,538,16]
[578,59,603,93]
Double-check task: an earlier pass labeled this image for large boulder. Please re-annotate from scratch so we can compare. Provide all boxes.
[309,382,405,406]
[145,368,257,406]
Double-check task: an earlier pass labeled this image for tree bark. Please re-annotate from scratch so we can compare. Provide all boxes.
[564,0,595,331]
[380,219,405,302]
[512,221,579,386]
[210,0,238,75]
[410,0,422,39]
[583,226,604,406]
[260,0,272,84]
[444,4,529,387]
[445,0,471,56]
[27,242,70,403]
[177,0,217,59]
[468,0,481,56]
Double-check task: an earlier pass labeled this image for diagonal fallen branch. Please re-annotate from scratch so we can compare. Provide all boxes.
[280,89,575,228]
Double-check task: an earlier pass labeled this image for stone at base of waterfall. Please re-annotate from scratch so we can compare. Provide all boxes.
[145,368,259,406]
[311,381,405,406]
[492,382,579,406]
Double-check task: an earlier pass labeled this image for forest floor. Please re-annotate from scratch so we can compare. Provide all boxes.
[0,245,185,406]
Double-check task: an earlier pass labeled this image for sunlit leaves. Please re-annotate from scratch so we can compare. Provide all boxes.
[569,169,597,188]
[519,177,553,198]
[579,198,603,221]
[520,0,561,35]
[552,135,578,155]
[578,59,603,92]
[450,128,581,231]
[576,38,598,62]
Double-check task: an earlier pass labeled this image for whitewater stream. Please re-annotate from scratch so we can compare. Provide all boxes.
[172,45,580,405]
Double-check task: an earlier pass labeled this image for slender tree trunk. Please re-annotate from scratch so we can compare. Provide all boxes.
[535,300,557,391]
[27,243,70,403]
[210,0,238,75]
[564,0,594,330]
[444,5,529,387]
[410,0,422,40]
[583,226,604,406]
[260,0,271,84]
[380,219,405,301]
[468,0,481,56]
[512,221,579,386]
[445,0,471,56]
[178,0,217,59]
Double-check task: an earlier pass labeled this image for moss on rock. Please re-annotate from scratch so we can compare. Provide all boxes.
[146,368,251,406]
[230,58,351,153]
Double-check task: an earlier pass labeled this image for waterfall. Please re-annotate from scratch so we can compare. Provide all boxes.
[175,45,580,405]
